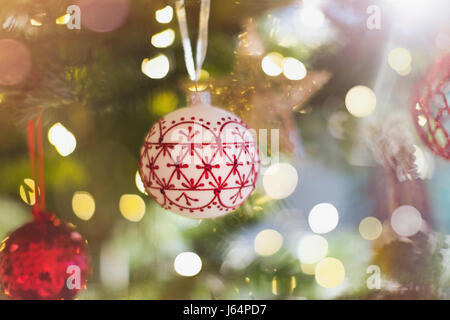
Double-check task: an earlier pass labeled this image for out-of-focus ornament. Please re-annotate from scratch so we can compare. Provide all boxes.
[0,39,31,86]
[139,92,260,219]
[76,0,129,32]
[0,115,90,300]
[0,212,90,300]
[411,55,450,159]
[211,19,331,156]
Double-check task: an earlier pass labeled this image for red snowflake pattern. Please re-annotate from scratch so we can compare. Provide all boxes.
[139,105,260,218]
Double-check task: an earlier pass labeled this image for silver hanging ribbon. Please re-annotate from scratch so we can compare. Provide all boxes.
[175,0,211,82]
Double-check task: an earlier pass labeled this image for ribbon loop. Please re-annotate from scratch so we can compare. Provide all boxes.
[175,0,211,83]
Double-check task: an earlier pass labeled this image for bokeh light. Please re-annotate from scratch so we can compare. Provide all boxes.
[19,178,38,206]
[72,191,96,221]
[174,252,202,277]
[48,122,77,157]
[308,203,339,234]
[282,57,307,80]
[391,205,422,237]
[141,54,170,79]
[297,235,328,264]
[388,47,412,74]
[119,194,146,222]
[0,39,31,86]
[55,14,70,25]
[263,162,298,199]
[315,257,345,288]
[301,262,317,275]
[261,52,284,76]
[254,229,283,256]
[155,5,174,24]
[413,144,433,179]
[30,18,43,26]
[135,171,147,195]
[151,28,175,48]
[151,90,178,115]
[359,217,382,240]
[76,0,129,32]
[100,244,129,290]
[345,85,377,118]
[300,6,325,28]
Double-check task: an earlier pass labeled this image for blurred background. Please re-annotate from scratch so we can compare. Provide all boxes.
[0,0,449,299]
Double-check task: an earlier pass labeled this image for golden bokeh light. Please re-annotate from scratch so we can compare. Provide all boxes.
[358,217,382,241]
[301,262,317,275]
[119,194,146,222]
[55,14,70,25]
[151,90,178,116]
[30,19,43,26]
[151,28,175,48]
[174,252,202,277]
[72,191,96,221]
[19,178,38,206]
[254,229,283,256]
[48,122,77,157]
[141,54,170,79]
[315,257,345,288]
[155,5,174,24]
[345,85,376,118]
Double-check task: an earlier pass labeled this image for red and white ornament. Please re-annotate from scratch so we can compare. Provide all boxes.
[411,55,450,159]
[139,92,260,219]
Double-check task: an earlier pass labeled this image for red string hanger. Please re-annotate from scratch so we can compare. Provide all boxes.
[26,113,47,220]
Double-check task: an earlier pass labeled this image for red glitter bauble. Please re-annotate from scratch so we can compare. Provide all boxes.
[411,55,450,159]
[0,213,90,300]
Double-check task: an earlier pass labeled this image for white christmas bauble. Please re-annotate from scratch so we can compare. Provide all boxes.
[139,93,260,219]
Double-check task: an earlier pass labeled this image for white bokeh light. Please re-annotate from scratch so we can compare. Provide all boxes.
[261,52,283,76]
[308,203,339,234]
[345,85,377,118]
[141,54,170,79]
[155,5,173,24]
[263,162,298,199]
[297,234,328,264]
[283,57,307,80]
[300,6,325,28]
[48,122,77,157]
[174,252,202,277]
[151,28,175,48]
[391,205,423,237]
[388,47,412,74]
[135,170,147,195]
